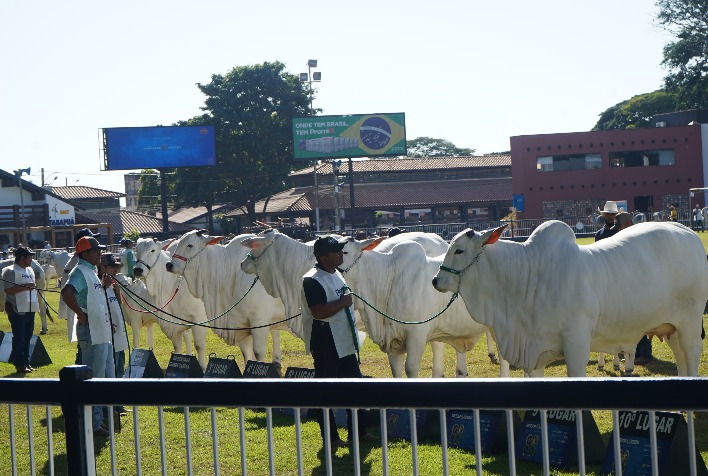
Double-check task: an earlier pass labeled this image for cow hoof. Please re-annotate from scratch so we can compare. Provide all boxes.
[488,355,499,364]
[613,365,620,371]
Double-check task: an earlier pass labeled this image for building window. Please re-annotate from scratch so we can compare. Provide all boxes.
[466,207,489,220]
[555,209,564,217]
[404,208,432,224]
[434,206,461,223]
[609,149,675,168]
[536,153,601,172]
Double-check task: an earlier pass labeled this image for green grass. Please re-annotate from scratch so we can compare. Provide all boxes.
[2,233,708,475]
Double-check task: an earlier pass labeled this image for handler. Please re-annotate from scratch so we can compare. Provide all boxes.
[61,236,114,437]
[2,246,39,373]
[301,235,375,448]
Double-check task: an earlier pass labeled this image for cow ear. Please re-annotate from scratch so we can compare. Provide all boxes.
[362,236,386,251]
[483,224,508,245]
[240,237,264,249]
[465,229,476,238]
[208,236,225,246]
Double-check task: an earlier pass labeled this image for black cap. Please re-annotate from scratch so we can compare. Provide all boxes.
[14,246,35,259]
[100,253,122,267]
[313,235,348,257]
[75,228,101,242]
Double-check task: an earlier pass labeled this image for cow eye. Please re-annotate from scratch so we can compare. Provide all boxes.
[454,249,464,255]
[187,244,193,249]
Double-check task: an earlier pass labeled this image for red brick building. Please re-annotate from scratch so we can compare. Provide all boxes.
[510,123,706,219]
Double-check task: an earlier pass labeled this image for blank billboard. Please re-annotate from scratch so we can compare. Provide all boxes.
[103,126,216,170]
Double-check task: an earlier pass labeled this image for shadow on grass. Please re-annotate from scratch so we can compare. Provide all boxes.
[311,441,376,476]
[40,414,66,434]
[41,452,68,476]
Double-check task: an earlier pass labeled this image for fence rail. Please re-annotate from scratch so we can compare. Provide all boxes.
[252,214,693,242]
[2,367,708,476]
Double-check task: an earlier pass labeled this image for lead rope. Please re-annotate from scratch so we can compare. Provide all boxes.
[342,286,360,363]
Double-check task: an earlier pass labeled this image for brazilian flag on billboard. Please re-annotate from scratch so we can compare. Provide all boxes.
[292,113,406,161]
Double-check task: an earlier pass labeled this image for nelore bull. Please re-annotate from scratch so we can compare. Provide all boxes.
[432,220,707,377]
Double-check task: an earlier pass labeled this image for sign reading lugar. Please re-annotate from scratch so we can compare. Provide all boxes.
[292,113,406,161]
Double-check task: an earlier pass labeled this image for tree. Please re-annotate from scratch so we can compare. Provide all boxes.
[656,0,708,108]
[194,62,311,223]
[406,137,475,157]
[592,90,679,130]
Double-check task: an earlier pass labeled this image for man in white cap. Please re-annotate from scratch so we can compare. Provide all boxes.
[595,201,619,242]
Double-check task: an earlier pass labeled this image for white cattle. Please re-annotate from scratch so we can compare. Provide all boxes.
[0,259,49,333]
[114,274,157,349]
[133,238,208,369]
[39,249,74,320]
[432,221,707,377]
[337,238,508,378]
[165,230,286,367]
[240,229,504,378]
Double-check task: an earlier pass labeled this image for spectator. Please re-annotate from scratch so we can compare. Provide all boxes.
[693,204,704,232]
[595,201,619,241]
[119,239,136,279]
[609,211,654,366]
[2,246,38,373]
[388,227,404,238]
[670,206,678,222]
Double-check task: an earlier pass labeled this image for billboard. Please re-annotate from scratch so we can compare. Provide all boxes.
[292,113,406,161]
[102,126,217,170]
[46,196,75,226]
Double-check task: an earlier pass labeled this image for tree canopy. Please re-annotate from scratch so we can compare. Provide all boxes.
[592,90,679,130]
[656,0,708,108]
[406,137,475,157]
[137,62,312,229]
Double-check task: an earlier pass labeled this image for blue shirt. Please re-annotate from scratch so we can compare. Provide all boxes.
[66,259,97,310]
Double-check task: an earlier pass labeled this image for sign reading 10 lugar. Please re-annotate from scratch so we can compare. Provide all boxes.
[292,113,406,161]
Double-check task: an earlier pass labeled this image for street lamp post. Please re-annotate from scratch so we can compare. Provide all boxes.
[332,160,342,231]
[300,59,322,231]
[14,167,31,244]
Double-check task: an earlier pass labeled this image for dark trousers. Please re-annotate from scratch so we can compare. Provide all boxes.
[635,335,652,358]
[311,320,365,443]
[8,309,35,368]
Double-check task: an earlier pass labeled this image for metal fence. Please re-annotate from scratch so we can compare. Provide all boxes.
[2,367,707,476]
[255,214,694,243]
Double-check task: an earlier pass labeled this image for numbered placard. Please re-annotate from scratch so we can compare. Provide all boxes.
[516,410,605,469]
[165,353,203,378]
[204,354,242,378]
[447,410,520,454]
[125,348,163,378]
[600,411,708,476]
[243,360,280,378]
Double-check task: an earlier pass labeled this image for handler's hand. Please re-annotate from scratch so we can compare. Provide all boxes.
[340,294,353,308]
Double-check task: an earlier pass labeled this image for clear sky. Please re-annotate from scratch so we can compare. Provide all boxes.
[0,1,672,195]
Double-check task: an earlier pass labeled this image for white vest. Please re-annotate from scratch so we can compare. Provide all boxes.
[301,267,357,358]
[77,266,112,345]
[13,264,38,313]
[105,286,129,352]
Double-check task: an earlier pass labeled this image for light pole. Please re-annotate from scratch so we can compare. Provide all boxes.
[332,160,342,231]
[300,59,322,231]
[14,167,31,244]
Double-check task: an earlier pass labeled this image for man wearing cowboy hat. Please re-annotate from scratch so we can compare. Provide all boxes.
[595,201,620,242]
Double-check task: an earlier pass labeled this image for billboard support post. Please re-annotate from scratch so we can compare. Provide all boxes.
[160,169,169,233]
[348,158,355,230]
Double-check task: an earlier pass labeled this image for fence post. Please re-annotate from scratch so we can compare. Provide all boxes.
[59,365,93,476]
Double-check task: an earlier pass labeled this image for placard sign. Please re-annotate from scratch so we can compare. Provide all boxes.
[516,410,605,469]
[276,367,316,419]
[204,354,242,378]
[124,348,163,378]
[600,411,708,476]
[0,334,52,367]
[446,410,520,454]
[243,360,280,378]
[165,353,203,378]
[386,409,438,441]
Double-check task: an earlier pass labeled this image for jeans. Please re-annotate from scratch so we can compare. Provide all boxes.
[8,309,35,368]
[114,350,125,379]
[76,324,115,429]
